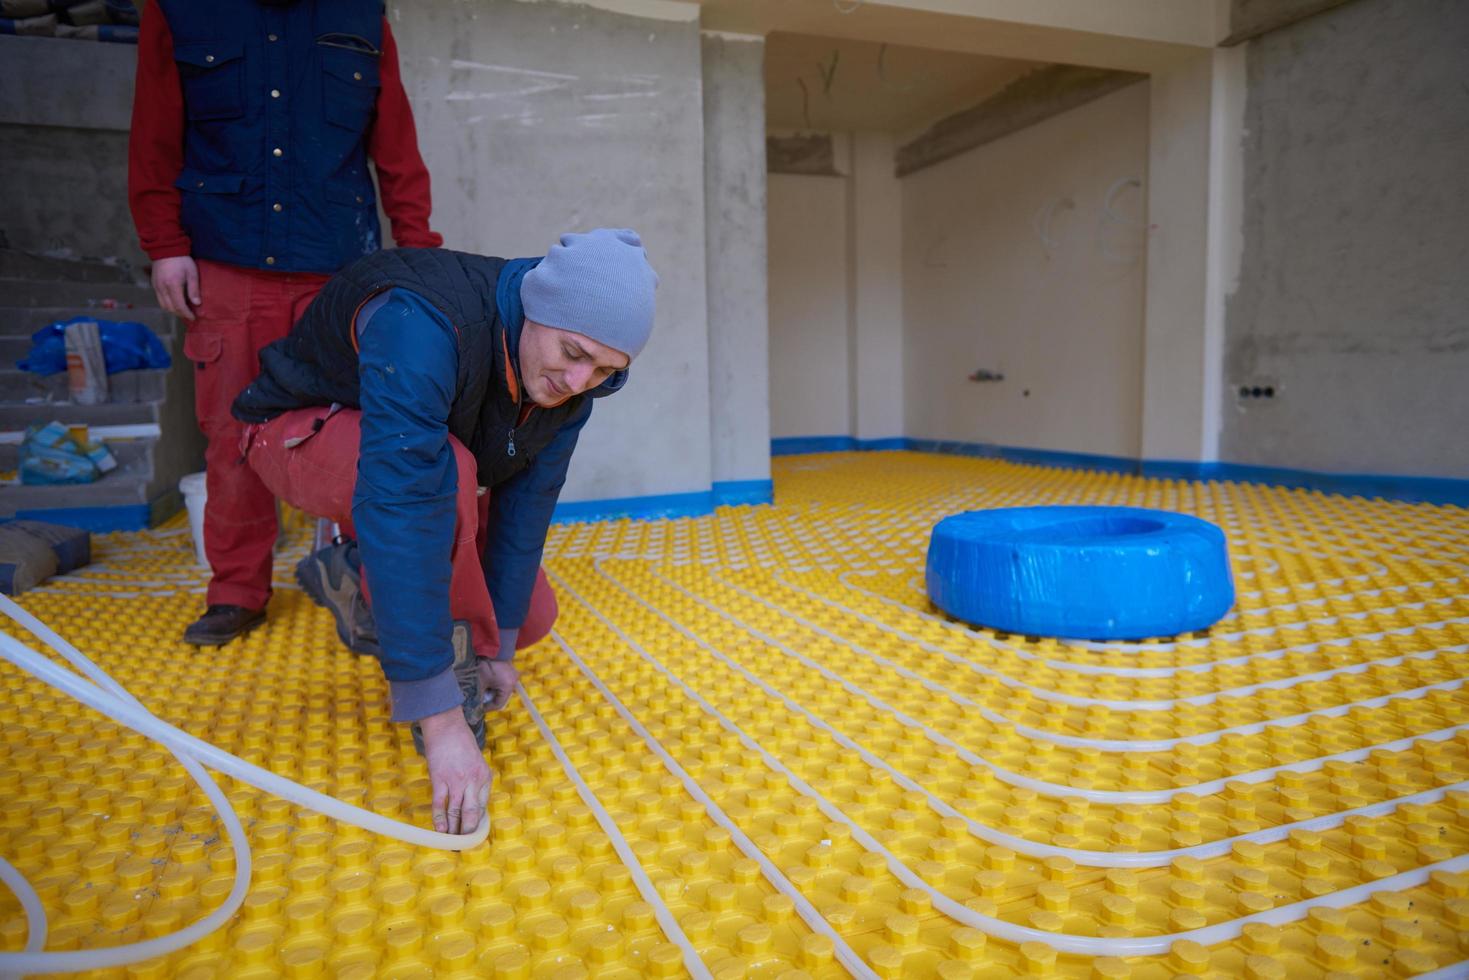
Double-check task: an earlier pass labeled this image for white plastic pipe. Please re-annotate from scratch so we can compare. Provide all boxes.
[0,592,485,975]
[548,568,1469,957]
[579,564,1469,866]
[547,633,876,978]
[517,684,711,979]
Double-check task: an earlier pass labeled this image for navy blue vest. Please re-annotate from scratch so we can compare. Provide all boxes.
[157,0,385,273]
[233,249,593,488]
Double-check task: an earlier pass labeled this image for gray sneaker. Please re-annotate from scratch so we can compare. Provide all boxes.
[294,539,381,656]
[412,621,486,755]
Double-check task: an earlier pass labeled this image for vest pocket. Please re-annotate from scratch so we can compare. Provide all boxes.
[174,170,247,195]
[320,45,380,133]
[323,181,371,209]
[174,41,245,122]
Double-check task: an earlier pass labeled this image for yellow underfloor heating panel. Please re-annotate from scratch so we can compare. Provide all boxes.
[2,450,1468,978]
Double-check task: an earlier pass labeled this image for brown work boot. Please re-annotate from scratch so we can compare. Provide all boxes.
[183,604,266,646]
[412,621,486,756]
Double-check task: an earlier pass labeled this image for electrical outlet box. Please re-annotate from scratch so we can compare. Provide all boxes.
[1234,380,1279,401]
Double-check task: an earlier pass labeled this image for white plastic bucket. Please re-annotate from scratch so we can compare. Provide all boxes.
[178,471,209,568]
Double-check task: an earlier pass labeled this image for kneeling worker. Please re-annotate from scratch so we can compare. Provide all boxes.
[231,229,658,834]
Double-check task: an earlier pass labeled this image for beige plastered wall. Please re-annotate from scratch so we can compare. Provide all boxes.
[900,83,1151,456]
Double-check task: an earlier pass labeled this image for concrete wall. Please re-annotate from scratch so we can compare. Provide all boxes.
[1139,51,1217,462]
[0,36,145,273]
[767,173,851,438]
[850,131,905,442]
[901,83,1150,456]
[391,0,713,502]
[1221,0,1469,478]
[701,32,772,491]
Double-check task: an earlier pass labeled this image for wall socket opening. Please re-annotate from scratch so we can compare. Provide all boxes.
[1235,381,1278,400]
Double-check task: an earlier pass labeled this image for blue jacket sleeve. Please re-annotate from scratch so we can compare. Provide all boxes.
[481,397,592,658]
[352,289,463,722]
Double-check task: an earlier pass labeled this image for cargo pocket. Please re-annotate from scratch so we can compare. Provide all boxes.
[174,41,245,121]
[183,331,227,431]
[183,331,222,369]
[320,44,379,133]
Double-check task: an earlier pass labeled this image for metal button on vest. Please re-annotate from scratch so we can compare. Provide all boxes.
[271,89,280,99]
[267,33,277,41]
[272,148,283,157]
[265,256,276,265]
[353,72,362,80]
[205,54,215,63]
[272,203,283,212]
[197,181,204,188]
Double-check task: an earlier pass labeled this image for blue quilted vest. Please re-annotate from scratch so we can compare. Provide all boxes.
[156,0,385,273]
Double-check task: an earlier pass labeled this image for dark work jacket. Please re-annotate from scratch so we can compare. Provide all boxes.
[156,0,383,271]
[232,247,627,488]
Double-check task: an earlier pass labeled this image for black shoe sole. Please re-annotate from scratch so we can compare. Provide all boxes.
[183,613,266,647]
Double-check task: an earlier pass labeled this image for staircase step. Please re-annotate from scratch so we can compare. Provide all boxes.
[0,305,175,337]
[0,473,155,513]
[0,367,169,405]
[0,280,158,308]
[0,432,159,516]
[0,400,159,430]
[0,250,141,285]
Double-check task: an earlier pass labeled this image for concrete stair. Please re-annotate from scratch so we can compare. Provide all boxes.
[0,250,204,529]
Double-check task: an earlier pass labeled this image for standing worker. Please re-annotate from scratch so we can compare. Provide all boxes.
[127,0,443,646]
[233,230,659,832]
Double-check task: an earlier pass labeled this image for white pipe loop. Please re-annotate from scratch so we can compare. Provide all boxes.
[547,567,1469,957]
[0,593,487,975]
[830,569,1463,681]
[709,567,1467,712]
[567,567,1469,868]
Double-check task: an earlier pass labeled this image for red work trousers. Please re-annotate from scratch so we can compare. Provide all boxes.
[242,405,558,660]
[186,260,329,610]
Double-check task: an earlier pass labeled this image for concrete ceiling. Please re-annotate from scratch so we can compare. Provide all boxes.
[764,32,1039,135]
[697,0,1213,74]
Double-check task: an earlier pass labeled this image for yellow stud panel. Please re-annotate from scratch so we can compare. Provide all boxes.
[2,451,1467,978]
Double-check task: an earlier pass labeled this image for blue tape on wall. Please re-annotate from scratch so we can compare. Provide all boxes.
[552,490,714,524]
[771,436,857,456]
[925,505,1236,640]
[551,481,775,524]
[713,480,774,507]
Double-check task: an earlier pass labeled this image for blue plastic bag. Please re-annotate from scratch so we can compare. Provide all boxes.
[19,425,100,486]
[16,317,172,376]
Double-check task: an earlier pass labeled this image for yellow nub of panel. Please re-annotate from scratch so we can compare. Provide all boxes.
[2,452,1467,977]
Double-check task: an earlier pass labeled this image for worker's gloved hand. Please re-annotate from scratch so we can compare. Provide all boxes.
[479,659,518,712]
[150,255,201,321]
[418,705,491,835]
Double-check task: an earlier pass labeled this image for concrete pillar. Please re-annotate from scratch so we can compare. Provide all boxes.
[848,131,905,444]
[1139,48,1244,463]
[701,31,773,504]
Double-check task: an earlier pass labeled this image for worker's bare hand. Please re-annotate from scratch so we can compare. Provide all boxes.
[478,659,518,712]
[419,707,491,834]
[151,255,200,321]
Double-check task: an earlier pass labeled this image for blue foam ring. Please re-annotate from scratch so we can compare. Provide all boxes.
[925,506,1235,641]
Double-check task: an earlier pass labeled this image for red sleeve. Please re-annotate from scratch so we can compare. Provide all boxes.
[369,19,443,249]
[127,5,192,261]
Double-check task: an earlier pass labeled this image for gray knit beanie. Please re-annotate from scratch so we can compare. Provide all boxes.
[521,228,659,360]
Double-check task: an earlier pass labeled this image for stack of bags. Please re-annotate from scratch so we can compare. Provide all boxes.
[0,0,138,42]
[0,520,90,595]
[19,421,118,485]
